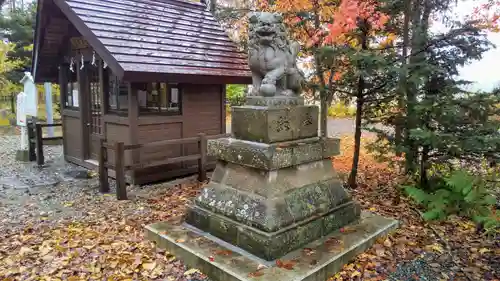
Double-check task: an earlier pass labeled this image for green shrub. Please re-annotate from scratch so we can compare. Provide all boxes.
[226,85,246,107]
[475,211,500,236]
[327,102,356,118]
[404,170,497,228]
[54,101,61,116]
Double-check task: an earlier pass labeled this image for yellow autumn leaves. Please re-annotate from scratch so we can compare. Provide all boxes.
[1,223,175,280]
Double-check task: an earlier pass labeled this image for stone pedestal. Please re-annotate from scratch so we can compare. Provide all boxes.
[185,97,362,261]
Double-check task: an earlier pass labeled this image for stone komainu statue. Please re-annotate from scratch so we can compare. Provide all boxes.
[247,12,305,97]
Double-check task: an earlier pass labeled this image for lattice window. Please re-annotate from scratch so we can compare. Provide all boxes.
[135,82,181,115]
[108,73,128,113]
[88,63,102,135]
[64,68,78,109]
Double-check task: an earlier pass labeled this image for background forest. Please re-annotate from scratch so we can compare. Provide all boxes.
[216,0,500,234]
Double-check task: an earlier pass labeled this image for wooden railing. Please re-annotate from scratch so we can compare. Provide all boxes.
[26,118,63,165]
[99,133,230,200]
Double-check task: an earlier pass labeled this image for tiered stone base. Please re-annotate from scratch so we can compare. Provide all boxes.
[185,97,362,261]
[206,137,339,170]
[186,200,360,260]
[186,138,361,260]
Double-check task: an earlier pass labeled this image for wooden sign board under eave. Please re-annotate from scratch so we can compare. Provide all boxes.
[70,37,89,50]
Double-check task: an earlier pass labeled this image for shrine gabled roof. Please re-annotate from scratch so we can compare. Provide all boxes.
[32,0,251,84]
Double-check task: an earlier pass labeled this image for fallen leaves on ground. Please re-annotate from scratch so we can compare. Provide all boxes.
[0,182,208,281]
[328,135,499,281]
[0,135,497,280]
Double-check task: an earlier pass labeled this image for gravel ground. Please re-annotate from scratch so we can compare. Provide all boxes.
[0,129,213,280]
[0,131,193,234]
[0,134,87,232]
[388,253,459,281]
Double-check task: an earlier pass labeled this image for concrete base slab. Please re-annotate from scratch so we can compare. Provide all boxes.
[16,150,30,162]
[43,138,63,146]
[0,176,59,189]
[145,212,398,281]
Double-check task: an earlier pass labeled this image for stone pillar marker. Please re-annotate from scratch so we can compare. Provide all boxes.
[20,72,38,119]
[15,92,29,161]
[146,11,398,281]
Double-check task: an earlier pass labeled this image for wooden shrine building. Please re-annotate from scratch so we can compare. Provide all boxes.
[32,0,251,184]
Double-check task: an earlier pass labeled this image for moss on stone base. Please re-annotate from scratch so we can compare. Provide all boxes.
[186,202,361,261]
[207,137,340,170]
[194,174,353,232]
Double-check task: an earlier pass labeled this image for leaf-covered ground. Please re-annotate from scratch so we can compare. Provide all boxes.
[330,135,499,281]
[0,176,209,281]
[0,134,498,281]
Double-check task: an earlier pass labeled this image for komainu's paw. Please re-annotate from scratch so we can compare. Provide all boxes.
[260,84,277,97]
[281,89,295,96]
